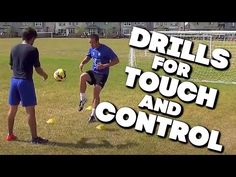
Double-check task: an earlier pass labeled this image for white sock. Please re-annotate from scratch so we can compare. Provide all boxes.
[91,108,95,116]
[80,93,86,101]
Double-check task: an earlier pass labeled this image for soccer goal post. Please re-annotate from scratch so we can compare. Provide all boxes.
[129,30,236,85]
[36,31,54,38]
[129,47,137,67]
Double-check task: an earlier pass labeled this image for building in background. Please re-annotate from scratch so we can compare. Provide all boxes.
[1,22,236,38]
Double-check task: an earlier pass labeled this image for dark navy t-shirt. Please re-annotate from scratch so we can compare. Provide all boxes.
[10,43,40,80]
[87,44,117,75]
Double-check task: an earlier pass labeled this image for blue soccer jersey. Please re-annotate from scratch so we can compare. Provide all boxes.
[87,44,117,75]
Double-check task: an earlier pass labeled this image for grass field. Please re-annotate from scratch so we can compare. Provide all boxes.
[0,38,236,155]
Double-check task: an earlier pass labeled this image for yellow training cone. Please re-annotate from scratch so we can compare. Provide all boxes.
[96,124,106,130]
[86,106,92,111]
[46,118,55,124]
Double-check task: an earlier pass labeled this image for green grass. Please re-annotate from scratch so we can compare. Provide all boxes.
[0,38,236,155]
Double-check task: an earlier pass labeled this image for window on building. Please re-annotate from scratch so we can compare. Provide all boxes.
[59,22,66,26]
[89,28,96,34]
[124,22,131,27]
[23,22,30,26]
[35,22,42,27]
[172,22,177,26]
[69,28,75,33]
[123,29,131,35]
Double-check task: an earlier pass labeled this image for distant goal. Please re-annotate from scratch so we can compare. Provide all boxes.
[129,30,236,85]
[37,32,53,38]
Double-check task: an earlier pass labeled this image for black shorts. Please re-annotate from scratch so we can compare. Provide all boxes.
[86,70,108,88]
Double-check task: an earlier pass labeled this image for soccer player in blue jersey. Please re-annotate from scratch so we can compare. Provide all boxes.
[6,27,49,144]
[79,34,119,123]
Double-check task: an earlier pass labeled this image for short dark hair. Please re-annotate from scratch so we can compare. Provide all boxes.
[22,27,37,41]
[90,34,99,42]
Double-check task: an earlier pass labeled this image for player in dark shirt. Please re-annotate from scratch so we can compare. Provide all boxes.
[6,27,49,144]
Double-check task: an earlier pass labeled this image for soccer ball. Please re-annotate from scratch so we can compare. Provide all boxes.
[54,68,66,81]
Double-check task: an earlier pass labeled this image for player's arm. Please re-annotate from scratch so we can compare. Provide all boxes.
[33,48,48,80]
[35,67,48,80]
[9,52,13,69]
[108,57,119,67]
[98,57,119,70]
[98,47,119,70]
[80,56,91,72]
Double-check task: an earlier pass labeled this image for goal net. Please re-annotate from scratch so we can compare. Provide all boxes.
[37,32,53,38]
[129,31,236,84]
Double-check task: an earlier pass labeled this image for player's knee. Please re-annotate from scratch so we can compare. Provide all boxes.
[94,85,102,92]
[9,105,18,113]
[80,73,89,81]
[25,107,35,115]
[93,87,101,97]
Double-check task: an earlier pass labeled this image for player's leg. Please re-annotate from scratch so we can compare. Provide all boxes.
[25,106,48,144]
[80,72,91,94]
[25,106,37,138]
[6,105,18,141]
[93,85,102,107]
[79,71,93,111]
[88,85,102,123]
[88,74,108,123]
[93,84,102,109]
[19,79,48,144]
[19,80,37,139]
[6,78,20,141]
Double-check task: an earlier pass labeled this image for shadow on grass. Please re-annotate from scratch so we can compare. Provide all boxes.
[16,137,138,149]
[49,137,138,149]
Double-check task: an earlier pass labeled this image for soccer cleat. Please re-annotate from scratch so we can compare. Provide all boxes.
[31,136,49,144]
[88,115,98,123]
[78,98,87,111]
[6,134,17,141]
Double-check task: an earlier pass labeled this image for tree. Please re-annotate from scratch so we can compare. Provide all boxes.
[5,26,16,37]
[106,26,117,38]
[75,24,86,36]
